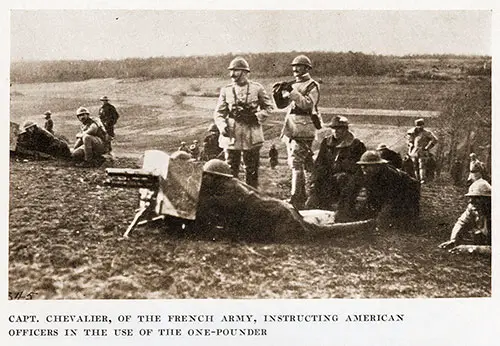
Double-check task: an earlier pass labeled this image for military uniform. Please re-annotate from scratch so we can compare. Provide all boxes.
[17,122,70,158]
[407,119,438,182]
[72,108,109,163]
[202,132,222,161]
[269,145,279,169]
[214,80,273,188]
[279,73,322,166]
[377,145,403,169]
[307,130,366,216]
[439,179,491,253]
[98,101,119,138]
[274,56,323,209]
[44,118,54,134]
[360,164,420,222]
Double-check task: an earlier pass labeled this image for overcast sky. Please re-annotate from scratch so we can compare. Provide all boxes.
[10,10,491,61]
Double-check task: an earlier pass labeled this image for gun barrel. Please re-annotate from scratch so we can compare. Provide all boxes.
[105,168,158,189]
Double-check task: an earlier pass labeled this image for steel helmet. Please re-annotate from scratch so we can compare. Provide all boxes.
[465,179,491,197]
[19,120,37,134]
[415,118,425,127]
[328,116,349,128]
[100,96,109,101]
[291,55,312,69]
[203,159,233,178]
[43,110,52,116]
[207,123,218,132]
[76,107,90,116]
[356,150,388,165]
[228,57,250,72]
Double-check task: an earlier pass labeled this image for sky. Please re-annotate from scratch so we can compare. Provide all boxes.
[10,9,492,61]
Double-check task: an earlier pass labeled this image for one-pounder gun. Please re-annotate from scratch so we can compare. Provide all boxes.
[104,150,204,238]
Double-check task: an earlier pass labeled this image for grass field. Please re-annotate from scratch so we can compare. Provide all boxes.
[9,75,491,299]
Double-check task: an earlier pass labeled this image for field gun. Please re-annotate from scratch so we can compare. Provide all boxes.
[104,150,204,238]
[105,150,375,240]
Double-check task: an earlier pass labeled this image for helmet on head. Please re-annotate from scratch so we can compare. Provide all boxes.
[76,107,90,116]
[328,116,349,128]
[43,111,52,116]
[19,120,37,134]
[193,140,198,144]
[376,143,388,150]
[415,118,425,127]
[203,159,233,178]
[356,150,388,165]
[207,123,219,133]
[228,57,250,72]
[100,96,109,101]
[465,179,491,197]
[469,153,477,159]
[291,55,312,69]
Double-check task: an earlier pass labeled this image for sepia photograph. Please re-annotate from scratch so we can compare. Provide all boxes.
[8,8,492,301]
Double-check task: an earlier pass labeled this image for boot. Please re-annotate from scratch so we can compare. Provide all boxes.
[290,169,306,209]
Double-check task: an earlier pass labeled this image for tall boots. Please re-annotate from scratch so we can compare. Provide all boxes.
[290,168,306,210]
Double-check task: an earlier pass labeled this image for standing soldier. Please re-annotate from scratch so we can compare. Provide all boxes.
[214,57,274,188]
[43,111,54,134]
[269,144,279,169]
[98,96,120,151]
[272,55,323,209]
[407,118,438,184]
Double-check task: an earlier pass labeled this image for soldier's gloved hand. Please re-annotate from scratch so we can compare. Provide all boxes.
[438,240,456,249]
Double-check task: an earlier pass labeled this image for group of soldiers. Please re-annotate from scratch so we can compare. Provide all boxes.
[16,96,120,167]
[204,54,490,254]
[15,54,491,255]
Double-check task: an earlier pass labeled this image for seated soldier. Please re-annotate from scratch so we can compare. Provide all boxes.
[71,107,109,167]
[355,150,420,227]
[306,116,366,220]
[16,120,71,159]
[201,123,223,161]
[438,179,491,255]
[189,140,201,160]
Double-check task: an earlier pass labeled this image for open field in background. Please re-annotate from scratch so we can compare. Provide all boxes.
[10,75,469,157]
[9,67,491,298]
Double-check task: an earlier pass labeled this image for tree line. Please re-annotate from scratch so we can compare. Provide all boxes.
[11,51,488,84]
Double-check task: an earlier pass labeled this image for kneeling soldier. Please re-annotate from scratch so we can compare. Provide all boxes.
[356,150,420,227]
[438,179,491,255]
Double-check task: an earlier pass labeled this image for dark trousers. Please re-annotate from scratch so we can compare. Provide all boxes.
[227,147,261,188]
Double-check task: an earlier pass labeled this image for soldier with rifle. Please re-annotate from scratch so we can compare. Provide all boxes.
[214,57,274,188]
[272,54,323,209]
